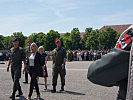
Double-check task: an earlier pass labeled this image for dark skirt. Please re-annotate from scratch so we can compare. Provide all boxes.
[44,66,48,77]
[38,66,48,77]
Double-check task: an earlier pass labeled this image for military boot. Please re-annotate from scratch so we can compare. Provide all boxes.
[60,85,64,92]
[16,91,23,97]
[51,86,56,93]
[9,93,15,100]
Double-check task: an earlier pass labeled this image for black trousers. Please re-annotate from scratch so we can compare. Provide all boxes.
[25,71,28,82]
[11,66,22,95]
[28,67,40,97]
[52,66,66,87]
[117,78,128,100]
[25,58,29,82]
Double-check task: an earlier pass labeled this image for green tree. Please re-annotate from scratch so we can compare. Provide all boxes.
[11,32,27,48]
[70,28,81,50]
[35,32,46,47]
[99,28,118,49]
[44,30,60,51]
[85,30,99,50]
[60,32,72,50]
[2,36,13,50]
[81,28,93,50]
[115,32,121,41]
[0,35,4,50]
[25,32,46,49]
[25,33,37,44]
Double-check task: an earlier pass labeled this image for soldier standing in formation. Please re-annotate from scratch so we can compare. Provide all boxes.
[51,39,66,93]
[7,38,26,100]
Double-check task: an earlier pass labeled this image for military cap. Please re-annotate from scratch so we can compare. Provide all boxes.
[12,38,18,42]
[27,40,31,43]
[56,39,60,43]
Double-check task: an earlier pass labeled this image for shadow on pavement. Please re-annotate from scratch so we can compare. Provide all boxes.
[40,88,51,92]
[15,96,26,100]
[62,90,85,95]
[41,89,85,96]
[38,98,44,100]
[15,96,45,100]
[38,83,50,86]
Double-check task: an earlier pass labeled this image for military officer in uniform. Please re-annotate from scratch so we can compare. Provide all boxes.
[23,40,32,84]
[7,38,26,100]
[51,39,66,93]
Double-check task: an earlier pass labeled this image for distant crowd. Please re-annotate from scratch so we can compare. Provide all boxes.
[0,51,10,61]
[42,49,112,61]
[0,49,112,62]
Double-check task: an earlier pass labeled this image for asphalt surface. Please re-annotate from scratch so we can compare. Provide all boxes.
[0,61,118,100]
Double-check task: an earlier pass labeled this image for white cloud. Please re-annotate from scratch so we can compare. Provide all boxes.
[33,0,79,18]
[99,9,133,24]
[52,8,64,18]
[1,0,133,36]
[0,12,77,36]
[0,14,40,36]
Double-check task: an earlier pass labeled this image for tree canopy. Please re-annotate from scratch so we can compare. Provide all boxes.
[99,28,119,49]
[0,27,121,51]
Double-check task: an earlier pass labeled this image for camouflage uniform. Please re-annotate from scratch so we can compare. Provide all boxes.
[9,47,26,96]
[52,47,66,87]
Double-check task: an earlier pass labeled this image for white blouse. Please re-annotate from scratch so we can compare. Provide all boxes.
[29,52,36,66]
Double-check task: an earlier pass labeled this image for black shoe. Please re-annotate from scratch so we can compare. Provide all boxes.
[116,97,123,100]
[51,86,56,93]
[9,94,15,100]
[23,81,28,84]
[60,87,64,92]
[51,89,56,93]
[16,92,23,97]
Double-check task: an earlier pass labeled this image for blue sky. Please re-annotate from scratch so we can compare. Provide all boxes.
[0,0,133,36]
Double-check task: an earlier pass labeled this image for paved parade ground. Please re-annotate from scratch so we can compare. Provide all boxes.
[0,61,118,100]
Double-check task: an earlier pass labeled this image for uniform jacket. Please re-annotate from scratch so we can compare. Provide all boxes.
[9,47,26,67]
[52,47,66,66]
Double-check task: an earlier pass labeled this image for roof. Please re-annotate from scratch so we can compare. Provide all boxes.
[60,33,65,36]
[99,24,132,33]
[60,24,133,38]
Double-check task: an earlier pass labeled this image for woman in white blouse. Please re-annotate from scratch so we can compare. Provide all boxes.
[23,43,42,100]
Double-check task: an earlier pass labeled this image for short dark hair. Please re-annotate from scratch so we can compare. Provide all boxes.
[12,38,19,42]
